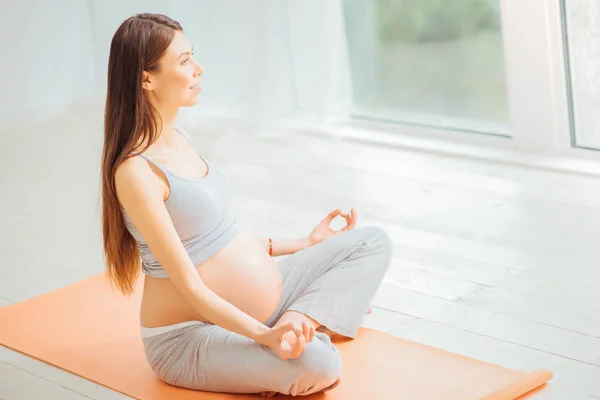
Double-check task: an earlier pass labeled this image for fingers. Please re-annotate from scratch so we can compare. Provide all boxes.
[349,208,356,229]
[276,322,295,334]
[324,207,358,235]
[325,209,341,223]
[274,323,304,360]
[302,320,315,343]
[290,328,306,358]
[340,208,357,231]
[302,321,308,342]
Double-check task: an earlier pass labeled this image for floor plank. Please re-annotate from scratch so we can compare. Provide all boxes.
[374,283,600,365]
[0,361,94,400]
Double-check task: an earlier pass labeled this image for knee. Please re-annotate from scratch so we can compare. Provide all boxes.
[284,337,343,396]
[361,226,393,256]
[370,226,392,246]
[301,341,342,384]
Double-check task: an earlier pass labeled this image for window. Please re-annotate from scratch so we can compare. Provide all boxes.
[342,0,509,136]
[562,0,600,150]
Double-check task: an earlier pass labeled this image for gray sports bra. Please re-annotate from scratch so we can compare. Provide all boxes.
[121,127,240,278]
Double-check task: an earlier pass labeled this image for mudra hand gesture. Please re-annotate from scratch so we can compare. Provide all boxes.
[307,208,357,247]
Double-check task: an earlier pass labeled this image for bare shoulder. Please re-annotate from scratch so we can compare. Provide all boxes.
[114,156,164,208]
[115,156,150,182]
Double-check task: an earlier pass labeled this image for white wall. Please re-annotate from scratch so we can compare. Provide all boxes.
[0,0,97,123]
[0,0,350,127]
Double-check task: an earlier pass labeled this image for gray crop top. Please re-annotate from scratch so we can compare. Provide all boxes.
[121,126,240,278]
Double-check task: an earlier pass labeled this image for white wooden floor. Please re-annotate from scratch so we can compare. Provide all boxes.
[1,108,600,399]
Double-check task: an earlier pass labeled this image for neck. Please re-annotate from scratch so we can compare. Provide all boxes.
[153,102,180,148]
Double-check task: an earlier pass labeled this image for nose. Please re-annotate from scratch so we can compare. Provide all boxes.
[194,61,204,77]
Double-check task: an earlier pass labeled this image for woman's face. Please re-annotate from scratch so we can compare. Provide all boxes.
[142,31,204,107]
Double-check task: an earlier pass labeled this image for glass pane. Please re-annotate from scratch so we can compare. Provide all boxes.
[343,0,509,135]
[562,0,600,150]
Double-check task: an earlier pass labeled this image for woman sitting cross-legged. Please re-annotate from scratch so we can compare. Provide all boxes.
[100,12,393,397]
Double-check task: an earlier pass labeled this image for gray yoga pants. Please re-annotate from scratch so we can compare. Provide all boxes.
[140,226,393,396]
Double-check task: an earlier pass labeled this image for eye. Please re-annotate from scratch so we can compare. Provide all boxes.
[182,52,195,65]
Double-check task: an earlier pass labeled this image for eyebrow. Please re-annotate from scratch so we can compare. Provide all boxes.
[178,46,194,59]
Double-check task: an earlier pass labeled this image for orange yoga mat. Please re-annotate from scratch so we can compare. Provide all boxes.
[0,273,551,399]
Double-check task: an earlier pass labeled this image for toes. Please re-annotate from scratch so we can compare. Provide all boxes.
[323,377,342,393]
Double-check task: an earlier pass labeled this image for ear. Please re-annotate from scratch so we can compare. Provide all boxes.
[141,71,154,91]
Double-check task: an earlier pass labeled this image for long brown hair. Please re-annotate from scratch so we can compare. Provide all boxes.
[100,13,182,295]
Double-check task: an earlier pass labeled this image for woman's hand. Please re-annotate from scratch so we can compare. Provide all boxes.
[307,208,357,247]
[257,321,314,360]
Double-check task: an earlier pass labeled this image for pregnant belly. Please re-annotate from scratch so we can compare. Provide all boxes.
[140,232,283,327]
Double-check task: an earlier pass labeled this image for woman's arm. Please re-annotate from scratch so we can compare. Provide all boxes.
[116,158,272,344]
[255,237,311,256]
[257,208,358,256]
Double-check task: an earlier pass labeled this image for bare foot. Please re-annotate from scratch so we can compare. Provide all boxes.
[323,377,342,392]
[316,326,337,338]
[258,378,341,397]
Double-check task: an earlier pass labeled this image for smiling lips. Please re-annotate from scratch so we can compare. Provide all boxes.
[190,82,201,90]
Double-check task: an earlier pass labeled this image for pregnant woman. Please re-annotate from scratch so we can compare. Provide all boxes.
[100,13,393,397]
